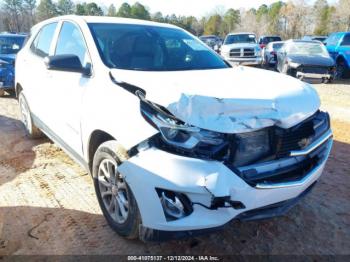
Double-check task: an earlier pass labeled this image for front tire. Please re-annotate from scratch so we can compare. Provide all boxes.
[18,92,43,139]
[92,141,141,239]
[335,60,350,79]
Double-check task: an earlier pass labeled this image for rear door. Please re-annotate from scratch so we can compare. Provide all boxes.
[22,22,59,124]
[326,33,341,60]
[338,34,350,66]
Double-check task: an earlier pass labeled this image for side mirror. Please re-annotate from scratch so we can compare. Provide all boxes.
[44,55,92,76]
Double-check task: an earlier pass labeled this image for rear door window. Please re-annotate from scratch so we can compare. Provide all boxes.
[341,34,350,46]
[31,22,58,57]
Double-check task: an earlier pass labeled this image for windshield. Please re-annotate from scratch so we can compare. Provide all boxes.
[313,37,326,42]
[0,36,25,55]
[224,34,256,45]
[200,36,217,43]
[272,43,283,50]
[262,36,281,44]
[286,42,329,57]
[88,23,228,71]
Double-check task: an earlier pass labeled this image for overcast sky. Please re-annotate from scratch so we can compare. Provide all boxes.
[90,0,338,18]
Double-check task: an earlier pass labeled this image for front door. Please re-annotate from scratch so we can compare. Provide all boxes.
[48,21,92,157]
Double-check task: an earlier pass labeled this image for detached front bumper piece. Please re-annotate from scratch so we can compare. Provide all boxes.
[140,181,316,242]
[296,71,332,80]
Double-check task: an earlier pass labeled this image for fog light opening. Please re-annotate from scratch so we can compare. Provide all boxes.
[156,189,193,221]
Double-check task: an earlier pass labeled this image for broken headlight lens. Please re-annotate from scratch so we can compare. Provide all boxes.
[233,129,271,166]
[141,101,224,150]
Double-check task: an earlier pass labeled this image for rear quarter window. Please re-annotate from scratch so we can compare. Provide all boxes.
[30,22,58,58]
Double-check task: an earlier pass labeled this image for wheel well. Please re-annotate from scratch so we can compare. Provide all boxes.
[88,130,116,171]
[336,56,348,67]
[15,83,23,98]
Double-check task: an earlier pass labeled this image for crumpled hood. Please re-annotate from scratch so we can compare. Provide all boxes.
[287,54,335,67]
[110,66,320,133]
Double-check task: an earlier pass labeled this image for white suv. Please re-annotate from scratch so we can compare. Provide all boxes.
[15,16,333,242]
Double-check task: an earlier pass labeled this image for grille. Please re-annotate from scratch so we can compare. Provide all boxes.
[300,66,329,74]
[229,48,241,57]
[274,111,329,158]
[275,121,314,157]
[229,48,256,58]
[243,48,255,57]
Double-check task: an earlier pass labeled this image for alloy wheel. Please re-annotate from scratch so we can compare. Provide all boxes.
[97,159,129,224]
[19,94,32,133]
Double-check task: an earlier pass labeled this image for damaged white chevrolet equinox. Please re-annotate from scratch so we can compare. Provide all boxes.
[16,16,333,241]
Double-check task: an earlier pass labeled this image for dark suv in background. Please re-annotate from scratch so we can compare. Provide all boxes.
[199,35,222,52]
[258,35,282,49]
[0,33,26,96]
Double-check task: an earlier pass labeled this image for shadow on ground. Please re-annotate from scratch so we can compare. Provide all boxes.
[0,139,349,255]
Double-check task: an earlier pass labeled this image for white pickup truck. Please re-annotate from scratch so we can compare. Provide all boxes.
[15,16,332,242]
[220,32,263,65]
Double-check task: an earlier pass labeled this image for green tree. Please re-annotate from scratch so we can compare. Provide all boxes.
[57,0,74,15]
[117,2,131,18]
[1,0,24,32]
[85,2,103,16]
[107,4,117,16]
[313,0,330,35]
[23,0,36,25]
[256,4,268,22]
[204,14,222,36]
[36,0,57,21]
[221,8,240,35]
[130,2,150,20]
[75,3,86,15]
[152,11,164,23]
[268,1,284,34]
[75,2,103,16]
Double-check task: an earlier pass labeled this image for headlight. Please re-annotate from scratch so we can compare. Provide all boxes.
[141,101,224,150]
[233,129,270,166]
[139,95,270,166]
[289,62,300,68]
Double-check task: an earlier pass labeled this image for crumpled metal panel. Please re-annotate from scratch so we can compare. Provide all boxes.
[110,66,320,134]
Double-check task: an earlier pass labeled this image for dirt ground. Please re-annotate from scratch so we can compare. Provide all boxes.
[0,79,349,256]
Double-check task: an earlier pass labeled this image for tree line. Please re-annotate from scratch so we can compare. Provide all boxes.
[1,0,349,39]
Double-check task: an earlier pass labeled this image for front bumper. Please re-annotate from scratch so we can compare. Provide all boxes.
[296,71,332,80]
[140,181,316,241]
[118,129,332,241]
[223,56,263,66]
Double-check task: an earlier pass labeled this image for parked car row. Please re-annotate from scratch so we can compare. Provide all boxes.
[275,40,335,83]
[211,31,350,83]
[199,35,222,53]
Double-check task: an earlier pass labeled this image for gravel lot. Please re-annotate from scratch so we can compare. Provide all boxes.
[0,78,349,256]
